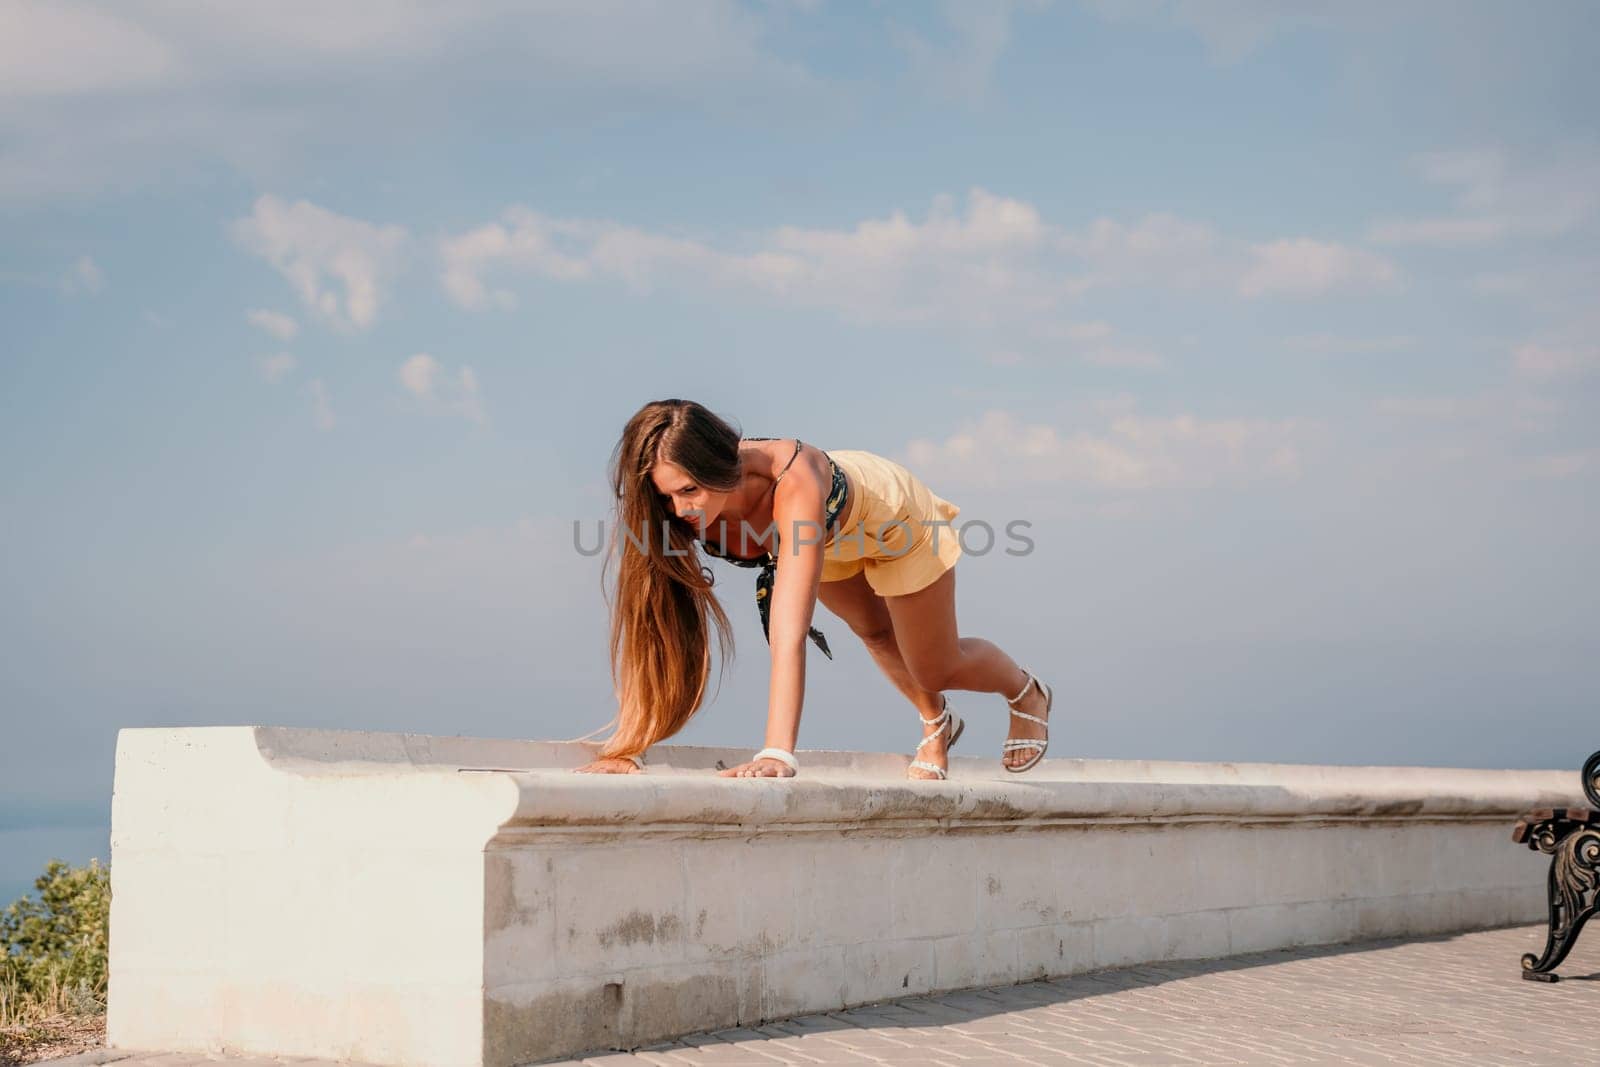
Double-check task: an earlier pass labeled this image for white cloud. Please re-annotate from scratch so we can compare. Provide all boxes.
[457,368,485,425]
[246,308,299,341]
[258,352,297,383]
[888,0,1045,104]
[1238,239,1398,298]
[0,2,821,201]
[1369,146,1600,247]
[232,195,407,331]
[61,255,103,294]
[1468,260,1600,369]
[1366,217,1507,247]
[1080,345,1165,370]
[398,353,486,425]
[983,320,1163,369]
[1512,342,1599,382]
[1091,392,1139,417]
[1374,380,1565,451]
[1521,451,1597,480]
[1056,321,1165,369]
[1054,213,1222,293]
[1375,394,1487,421]
[441,189,1398,337]
[0,1,175,97]
[306,378,335,430]
[1053,320,1115,342]
[901,407,1315,491]
[1284,333,1414,355]
[398,354,438,398]
[1079,0,1342,64]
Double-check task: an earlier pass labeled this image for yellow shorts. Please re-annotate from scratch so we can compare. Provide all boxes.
[820,449,962,597]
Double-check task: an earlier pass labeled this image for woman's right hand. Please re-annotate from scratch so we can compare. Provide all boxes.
[573,757,642,774]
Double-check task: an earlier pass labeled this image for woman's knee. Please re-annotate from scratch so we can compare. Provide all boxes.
[903,656,955,693]
[817,572,894,645]
[855,623,897,651]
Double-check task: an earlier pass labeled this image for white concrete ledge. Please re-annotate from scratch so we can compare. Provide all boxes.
[107,726,1582,1067]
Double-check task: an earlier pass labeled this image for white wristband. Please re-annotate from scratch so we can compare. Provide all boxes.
[753,747,799,771]
[625,753,645,770]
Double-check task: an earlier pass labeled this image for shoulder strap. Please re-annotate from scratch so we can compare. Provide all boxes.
[770,438,802,492]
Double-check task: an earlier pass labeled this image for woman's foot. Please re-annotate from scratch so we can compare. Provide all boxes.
[1002,668,1052,771]
[908,695,963,780]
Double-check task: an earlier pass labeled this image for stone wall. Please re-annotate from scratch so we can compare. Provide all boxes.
[106,727,1582,1066]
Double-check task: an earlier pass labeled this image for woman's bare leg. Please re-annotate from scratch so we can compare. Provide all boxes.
[815,571,954,779]
[882,565,1052,770]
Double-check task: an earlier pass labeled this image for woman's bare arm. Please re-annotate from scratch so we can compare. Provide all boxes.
[717,461,828,778]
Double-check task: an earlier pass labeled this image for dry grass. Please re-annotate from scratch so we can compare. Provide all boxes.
[1,857,110,1066]
[0,1010,104,1066]
[0,967,105,1063]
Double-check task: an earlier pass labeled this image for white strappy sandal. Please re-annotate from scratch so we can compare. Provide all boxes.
[1002,667,1053,774]
[908,695,965,780]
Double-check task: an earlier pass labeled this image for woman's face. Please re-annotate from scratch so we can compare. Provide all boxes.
[650,458,732,532]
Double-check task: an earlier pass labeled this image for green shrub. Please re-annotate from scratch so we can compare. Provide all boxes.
[0,859,110,1025]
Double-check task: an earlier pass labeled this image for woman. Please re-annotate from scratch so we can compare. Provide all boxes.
[574,399,1053,780]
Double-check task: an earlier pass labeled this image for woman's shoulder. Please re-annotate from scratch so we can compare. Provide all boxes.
[769,445,836,532]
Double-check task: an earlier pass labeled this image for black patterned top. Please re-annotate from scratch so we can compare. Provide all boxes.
[700,437,850,659]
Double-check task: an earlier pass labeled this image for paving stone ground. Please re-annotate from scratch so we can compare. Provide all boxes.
[46,923,1600,1067]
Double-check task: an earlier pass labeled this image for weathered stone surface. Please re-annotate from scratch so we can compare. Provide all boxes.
[107,726,1584,1066]
[61,926,1600,1065]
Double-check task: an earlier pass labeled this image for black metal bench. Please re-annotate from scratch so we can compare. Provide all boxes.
[1513,750,1600,981]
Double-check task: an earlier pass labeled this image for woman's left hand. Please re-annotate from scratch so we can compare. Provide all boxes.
[717,757,796,778]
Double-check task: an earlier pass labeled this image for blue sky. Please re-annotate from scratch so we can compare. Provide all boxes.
[3,1,1598,905]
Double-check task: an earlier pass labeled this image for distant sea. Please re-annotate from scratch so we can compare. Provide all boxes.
[0,825,112,912]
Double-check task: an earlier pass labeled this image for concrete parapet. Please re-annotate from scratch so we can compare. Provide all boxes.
[106,726,1581,1065]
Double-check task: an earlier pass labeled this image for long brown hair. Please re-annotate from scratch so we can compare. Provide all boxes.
[597,399,743,760]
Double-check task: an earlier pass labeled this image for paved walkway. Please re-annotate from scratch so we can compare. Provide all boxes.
[47,924,1600,1066]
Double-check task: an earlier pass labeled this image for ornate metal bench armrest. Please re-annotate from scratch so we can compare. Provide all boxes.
[1516,749,1600,982]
